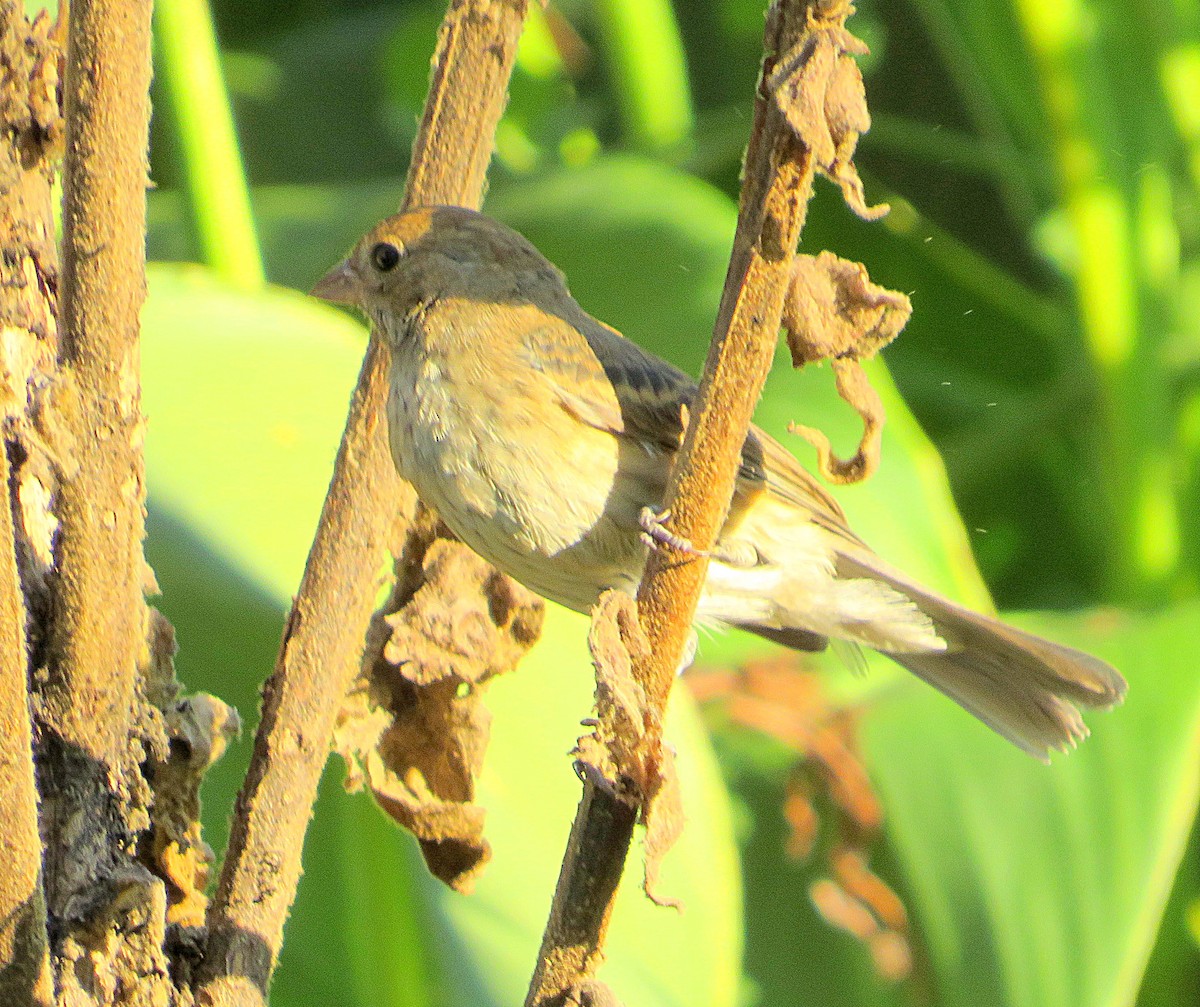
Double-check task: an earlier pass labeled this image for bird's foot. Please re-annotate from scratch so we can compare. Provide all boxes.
[638,507,702,556]
[638,508,760,568]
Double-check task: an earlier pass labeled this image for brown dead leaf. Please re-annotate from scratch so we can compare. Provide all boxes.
[790,359,884,483]
[576,592,684,908]
[768,0,885,220]
[782,251,909,364]
[137,604,240,931]
[140,602,238,931]
[334,512,544,892]
[781,251,911,483]
[148,692,240,929]
[639,751,684,909]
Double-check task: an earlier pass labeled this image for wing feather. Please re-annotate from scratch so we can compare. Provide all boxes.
[519,313,851,542]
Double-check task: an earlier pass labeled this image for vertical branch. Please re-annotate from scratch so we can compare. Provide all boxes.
[48,0,153,769]
[195,3,531,1005]
[41,0,154,909]
[526,2,843,1002]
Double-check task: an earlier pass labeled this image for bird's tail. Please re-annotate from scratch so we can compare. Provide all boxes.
[838,555,1126,760]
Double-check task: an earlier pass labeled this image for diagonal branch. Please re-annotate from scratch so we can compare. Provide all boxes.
[525,2,864,1002]
[195,3,532,1005]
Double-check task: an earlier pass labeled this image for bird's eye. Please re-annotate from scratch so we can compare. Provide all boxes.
[370,242,401,272]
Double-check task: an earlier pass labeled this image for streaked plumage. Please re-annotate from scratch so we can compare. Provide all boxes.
[313,206,1126,760]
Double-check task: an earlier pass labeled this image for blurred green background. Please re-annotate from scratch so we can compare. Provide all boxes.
[39,0,1200,1002]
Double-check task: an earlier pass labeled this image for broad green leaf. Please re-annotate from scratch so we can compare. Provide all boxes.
[863,605,1200,1007]
[140,262,742,1007]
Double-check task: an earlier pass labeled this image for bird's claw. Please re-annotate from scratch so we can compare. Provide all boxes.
[638,507,706,556]
[638,507,760,570]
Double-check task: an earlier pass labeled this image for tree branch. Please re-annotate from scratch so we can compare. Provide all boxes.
[195,3,532,1004]
[29,3,163,969]
[48,0,152,766]
[525,2,857,1002]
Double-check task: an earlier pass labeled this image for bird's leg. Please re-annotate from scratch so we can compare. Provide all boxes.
[638,508,760,568]
[639,507,697,554]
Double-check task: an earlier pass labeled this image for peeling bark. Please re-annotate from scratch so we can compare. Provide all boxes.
[0,5,61,1004]
[336,510,543,893]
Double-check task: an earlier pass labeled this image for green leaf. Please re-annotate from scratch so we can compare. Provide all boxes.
[155,0,264,287]
[863,604,1200,1007]
[140,261,742,1007]
[588,0,694,152]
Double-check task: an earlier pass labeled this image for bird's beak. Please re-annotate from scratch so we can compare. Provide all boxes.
[310,259,361,305]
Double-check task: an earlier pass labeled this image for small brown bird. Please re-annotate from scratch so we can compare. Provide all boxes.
[313,206,1126,760]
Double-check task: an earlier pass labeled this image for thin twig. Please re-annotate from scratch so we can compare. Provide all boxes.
[525,2,839,1002]
[194,3,531,1004]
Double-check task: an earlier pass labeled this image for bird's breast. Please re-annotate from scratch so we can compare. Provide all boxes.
[385,341,644,612]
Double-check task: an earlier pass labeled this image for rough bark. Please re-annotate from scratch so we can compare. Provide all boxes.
[0,5,61,1004]
[525,2,879,1003]
[0,2,226,1004]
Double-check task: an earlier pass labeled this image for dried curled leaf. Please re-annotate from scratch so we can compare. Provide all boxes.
[576,592,684,908]
[767,0,884,220]
[135,607,239,932]
[334,512,544,892]
[782,251,909,365]
[790,359,883,483]
[149,691,240,929]
[782,251,911,483]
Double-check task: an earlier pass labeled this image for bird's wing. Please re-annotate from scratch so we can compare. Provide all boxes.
[519,312,858,546]
[520,314,760,490]
[751,426,867,549]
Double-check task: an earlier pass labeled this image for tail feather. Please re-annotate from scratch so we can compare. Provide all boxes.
[894,648,1094,761]
[838,556,1127,760]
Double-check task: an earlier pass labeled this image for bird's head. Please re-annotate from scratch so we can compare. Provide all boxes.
[311,206,566,340]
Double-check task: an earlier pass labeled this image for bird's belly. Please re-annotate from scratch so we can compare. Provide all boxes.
[387,368,647,613]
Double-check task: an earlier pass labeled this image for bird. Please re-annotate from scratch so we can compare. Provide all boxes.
[312,205,1126,761]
